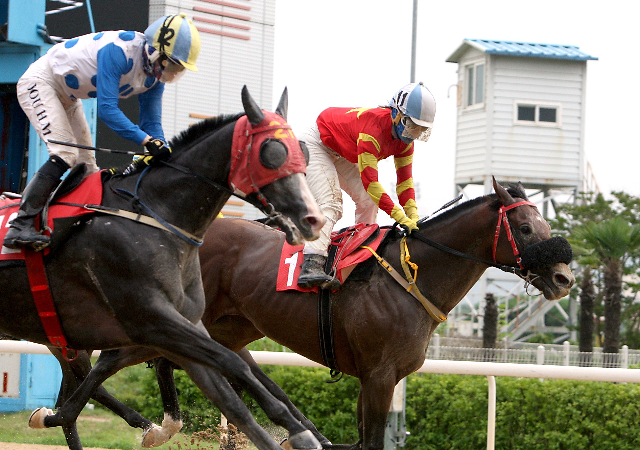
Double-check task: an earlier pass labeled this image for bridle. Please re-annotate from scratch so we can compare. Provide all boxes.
[492,200,536,272]
[409,199,539,282]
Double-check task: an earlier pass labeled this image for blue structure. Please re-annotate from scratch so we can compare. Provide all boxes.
[0,353,62,412]
[449,38,598,62]
[0,0,96,193]
[0,0,93,412]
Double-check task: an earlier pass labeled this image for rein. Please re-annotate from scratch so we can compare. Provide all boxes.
[367,200,537,323]
[410,200,537,278]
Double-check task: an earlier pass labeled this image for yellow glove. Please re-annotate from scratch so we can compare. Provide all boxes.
[397,215,418,234]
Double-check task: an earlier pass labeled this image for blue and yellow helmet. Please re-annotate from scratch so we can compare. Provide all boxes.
[144,13,200,71]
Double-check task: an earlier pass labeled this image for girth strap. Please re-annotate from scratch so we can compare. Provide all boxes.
[24,248,77,361]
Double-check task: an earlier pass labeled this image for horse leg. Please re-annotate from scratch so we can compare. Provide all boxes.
[124,315,320,449]
[41,348,163,436]
[235,348,332,447]
[356,372,396,450]
[177,359,284,450]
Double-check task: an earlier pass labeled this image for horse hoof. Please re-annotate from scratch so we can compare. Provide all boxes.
[141,416,182,448]
[283,430,322,449]
[28,407,53,429]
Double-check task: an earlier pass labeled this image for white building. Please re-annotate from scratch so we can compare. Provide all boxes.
[444,39,597,341]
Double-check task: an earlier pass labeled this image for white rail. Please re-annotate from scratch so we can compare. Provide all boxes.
[2,342,640,450]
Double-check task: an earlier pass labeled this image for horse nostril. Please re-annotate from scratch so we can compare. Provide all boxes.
[304,214,324,230]
[554,273,572,288]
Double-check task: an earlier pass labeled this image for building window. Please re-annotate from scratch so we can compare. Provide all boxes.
[515,103,561,126]
[465,62,484,107]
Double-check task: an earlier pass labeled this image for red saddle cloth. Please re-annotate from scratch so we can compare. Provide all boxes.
[276,223,388,292]
[0,171,104,261]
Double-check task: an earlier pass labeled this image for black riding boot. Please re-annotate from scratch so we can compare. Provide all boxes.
[3,155,69,251]
[297,254,341,290]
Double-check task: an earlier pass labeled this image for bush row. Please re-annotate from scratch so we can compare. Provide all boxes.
[101,363,640,449]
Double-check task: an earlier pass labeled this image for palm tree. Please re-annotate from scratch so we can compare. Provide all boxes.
[572,218,640,357]
[578,267,595,366]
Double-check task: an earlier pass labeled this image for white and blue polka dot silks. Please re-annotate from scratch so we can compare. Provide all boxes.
[46,30,164,144]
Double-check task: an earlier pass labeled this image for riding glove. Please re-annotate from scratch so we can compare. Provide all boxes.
[144,138,172,165]
[397,216,419,234]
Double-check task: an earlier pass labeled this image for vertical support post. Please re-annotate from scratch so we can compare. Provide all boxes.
[487,376,496,450]
[536,345,545,365]
[410,0,417,83]
[622,345,629,369]
[563,341,570,366]
[433,333,440,360]
[384,378,407,449]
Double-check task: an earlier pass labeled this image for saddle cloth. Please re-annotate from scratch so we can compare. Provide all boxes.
[0,171,104,261]
[276,223,388,292]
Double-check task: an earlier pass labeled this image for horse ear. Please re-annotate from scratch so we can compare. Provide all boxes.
[492,176,515,206]
[275,87,288,121]
[242,85,265,126]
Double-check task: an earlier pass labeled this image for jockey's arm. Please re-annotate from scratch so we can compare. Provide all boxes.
[96,43,148,145]
[138,82,166,143]
[356,140,417,229]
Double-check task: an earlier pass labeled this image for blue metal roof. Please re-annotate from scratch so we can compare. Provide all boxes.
[446,39,598,63]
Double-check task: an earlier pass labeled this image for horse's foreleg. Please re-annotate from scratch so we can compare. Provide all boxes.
[42,348,160,433]
[176,359,283,450]
[127,316,320,449]
[140,357,184,448]
[236,348,332,446]
[357,373,396,450]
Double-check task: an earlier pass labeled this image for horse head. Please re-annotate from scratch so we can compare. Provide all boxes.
[492,178,575,300]
[231,86,324,245]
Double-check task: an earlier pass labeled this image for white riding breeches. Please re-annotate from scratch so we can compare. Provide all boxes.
[17,57,99,174]
[300,124,378,256]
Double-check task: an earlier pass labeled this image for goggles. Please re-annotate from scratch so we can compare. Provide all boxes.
[400,115,432,142]
[158,57,186,84]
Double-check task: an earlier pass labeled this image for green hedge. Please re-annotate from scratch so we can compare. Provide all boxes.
[100,363,640,449]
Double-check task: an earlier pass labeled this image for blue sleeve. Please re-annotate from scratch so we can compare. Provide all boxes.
[138,81,165,142]
[96,43,148,145]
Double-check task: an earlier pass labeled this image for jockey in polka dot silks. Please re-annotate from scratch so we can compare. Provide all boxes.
[4,14,200,251]
[297,82,436,289]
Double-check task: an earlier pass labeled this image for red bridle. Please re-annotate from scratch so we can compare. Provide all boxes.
[492,201,537,270]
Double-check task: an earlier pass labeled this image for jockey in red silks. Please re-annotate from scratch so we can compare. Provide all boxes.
[297,82,436,289]
[4,14,200,251]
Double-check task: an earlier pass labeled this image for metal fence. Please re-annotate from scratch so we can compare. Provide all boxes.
[426,335,640,368]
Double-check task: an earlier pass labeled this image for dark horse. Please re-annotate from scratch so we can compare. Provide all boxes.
[29,179,574,449]
[0,87,327,450]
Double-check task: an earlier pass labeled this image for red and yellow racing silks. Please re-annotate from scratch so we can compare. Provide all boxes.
[317,107,419,223]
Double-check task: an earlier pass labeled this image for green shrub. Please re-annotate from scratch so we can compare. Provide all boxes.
[99,355,640,449]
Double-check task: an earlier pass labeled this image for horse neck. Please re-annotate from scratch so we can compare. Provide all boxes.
[130,125,235,237]
[389,200,498,315]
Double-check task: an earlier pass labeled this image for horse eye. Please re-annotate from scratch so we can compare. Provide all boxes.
[520,224,532,234]
[259,139,288,169]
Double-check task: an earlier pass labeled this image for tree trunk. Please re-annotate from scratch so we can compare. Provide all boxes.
[603,258,622,364]
[483,293,498,361]
[578,267,595,366]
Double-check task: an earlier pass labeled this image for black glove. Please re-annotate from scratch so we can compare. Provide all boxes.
[144,138,172,164]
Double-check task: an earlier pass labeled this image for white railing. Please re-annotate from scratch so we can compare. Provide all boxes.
[428,335,639,368]
[2,341,640,450]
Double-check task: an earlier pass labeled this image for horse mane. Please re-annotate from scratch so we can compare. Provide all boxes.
[168,113,244,152]
[417,184,528,231]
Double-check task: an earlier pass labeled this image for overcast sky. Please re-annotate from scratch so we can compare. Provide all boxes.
[271,0,639,227]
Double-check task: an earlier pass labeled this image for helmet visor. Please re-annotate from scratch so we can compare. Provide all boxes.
[159,58,186,84]
[401,116,432,142]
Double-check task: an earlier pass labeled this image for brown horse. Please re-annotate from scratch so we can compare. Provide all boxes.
[29,179,574,450]
[194,179,574,449]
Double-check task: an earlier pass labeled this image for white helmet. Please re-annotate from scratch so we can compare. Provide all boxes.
[390,81,436,127]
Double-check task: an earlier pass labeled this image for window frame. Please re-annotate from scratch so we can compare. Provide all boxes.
[464,59,485,110]
[513,100,562,128]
